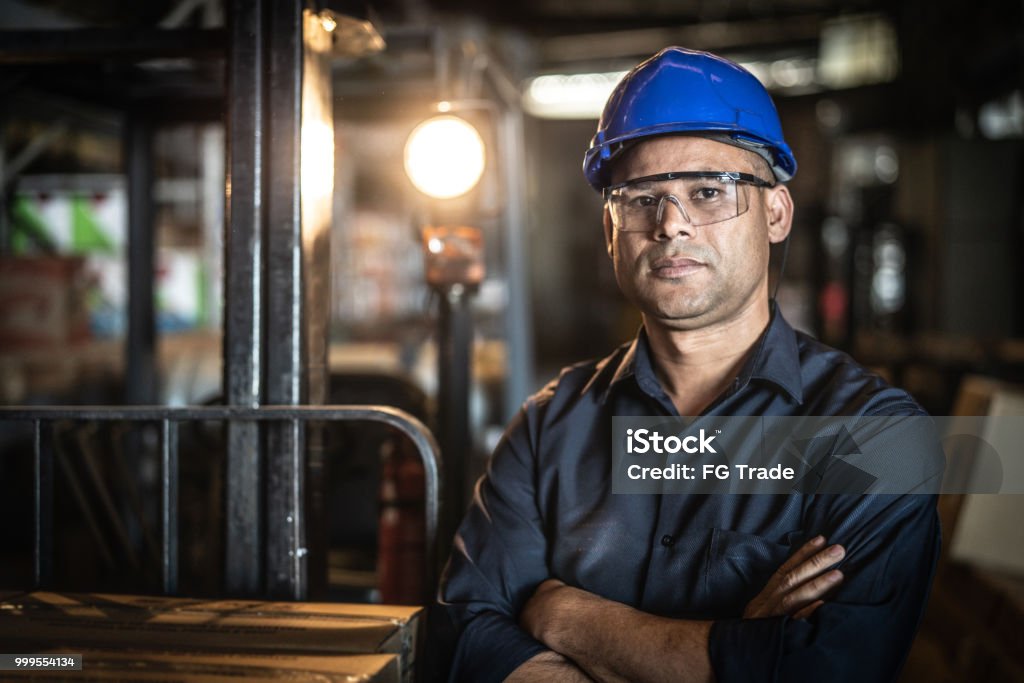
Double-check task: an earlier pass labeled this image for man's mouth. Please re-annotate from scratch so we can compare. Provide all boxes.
[650,256,707,278]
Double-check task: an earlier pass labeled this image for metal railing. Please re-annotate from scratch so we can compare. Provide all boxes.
[0,404,442,599]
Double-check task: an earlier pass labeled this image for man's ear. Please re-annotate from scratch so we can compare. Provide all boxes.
[603,206,614,257]
[764,184,794,244]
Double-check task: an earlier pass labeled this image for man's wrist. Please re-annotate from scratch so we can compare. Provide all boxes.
[539,583,579,652]
[521,579,565,648]
[505,651,592,683]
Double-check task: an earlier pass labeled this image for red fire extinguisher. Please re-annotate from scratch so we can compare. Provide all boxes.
[378,434,426,604]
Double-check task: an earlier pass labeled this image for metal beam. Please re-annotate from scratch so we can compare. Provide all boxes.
[33,421,53,588]
[0,29,225,64]
[0,121,68,190]
[160,0,212,28]
[161,419,180,595]
[436,287,473,564]
[124,116,157,406]
[261,2,335,601]
[264,0,307,601]
[223,0,265,596]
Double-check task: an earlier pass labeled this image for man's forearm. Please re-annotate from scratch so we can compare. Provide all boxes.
[515,537,844,682]
[521,583,714,683]
[504,651,594,682]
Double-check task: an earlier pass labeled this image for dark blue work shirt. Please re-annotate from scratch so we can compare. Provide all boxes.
[439,311,941,682]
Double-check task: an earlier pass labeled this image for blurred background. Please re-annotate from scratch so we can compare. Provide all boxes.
[0,0,1022,680]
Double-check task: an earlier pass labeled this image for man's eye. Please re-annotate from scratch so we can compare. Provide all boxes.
[690,187,722,202]
[627,194,659,208]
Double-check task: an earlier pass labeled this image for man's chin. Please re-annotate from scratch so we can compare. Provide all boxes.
[642,303,717,329]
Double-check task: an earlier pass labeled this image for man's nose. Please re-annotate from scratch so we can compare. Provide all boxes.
[654,195,695,240]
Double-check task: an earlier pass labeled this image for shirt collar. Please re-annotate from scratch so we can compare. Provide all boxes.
[604,307,804,405]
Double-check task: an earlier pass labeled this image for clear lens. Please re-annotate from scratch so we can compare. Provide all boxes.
[607,175,752,232]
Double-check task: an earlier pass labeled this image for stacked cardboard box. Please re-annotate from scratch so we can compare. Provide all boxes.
[20,651,400,682]
[0,592,421,682]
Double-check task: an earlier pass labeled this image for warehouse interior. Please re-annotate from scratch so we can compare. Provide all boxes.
[0,0,1022,680]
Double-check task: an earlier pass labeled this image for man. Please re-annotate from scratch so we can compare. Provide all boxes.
[438,47,940,682]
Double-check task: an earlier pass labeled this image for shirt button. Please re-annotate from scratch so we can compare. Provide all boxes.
[660,534,675,547]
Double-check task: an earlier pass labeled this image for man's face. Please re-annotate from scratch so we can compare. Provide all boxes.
[603,135,792,331]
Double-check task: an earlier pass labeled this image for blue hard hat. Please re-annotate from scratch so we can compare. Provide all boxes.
[583,47,797,191]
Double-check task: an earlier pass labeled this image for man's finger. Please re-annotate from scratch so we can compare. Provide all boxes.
[743,538,847,620]
[777,544,845,593]
[779,569,843,615]
[774,535,826,576]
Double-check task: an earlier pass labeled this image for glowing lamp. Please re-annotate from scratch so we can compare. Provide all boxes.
[403,115,485,199]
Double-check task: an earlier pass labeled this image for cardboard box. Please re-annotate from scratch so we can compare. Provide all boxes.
[0,256,90,350]
[0,592,421,682]
[7,650,400,682]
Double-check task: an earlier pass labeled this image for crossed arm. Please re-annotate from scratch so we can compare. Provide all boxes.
[508,536,846,683]
[440,411,941,682]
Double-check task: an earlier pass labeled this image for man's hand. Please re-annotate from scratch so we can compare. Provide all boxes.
[518,578,573,647]
[743,535,845,621]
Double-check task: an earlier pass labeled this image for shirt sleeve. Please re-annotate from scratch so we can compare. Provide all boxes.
[438,407,552,682]
[708,491,941,682]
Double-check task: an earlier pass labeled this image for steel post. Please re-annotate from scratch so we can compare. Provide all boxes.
[125,116,157,405]
[224,0,265,596]
[436,285,473,564]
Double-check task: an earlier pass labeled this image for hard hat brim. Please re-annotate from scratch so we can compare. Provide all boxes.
[584,124,796,191]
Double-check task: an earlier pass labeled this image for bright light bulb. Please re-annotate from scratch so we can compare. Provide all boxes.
[404,115,485,199]
[319,13,337,32]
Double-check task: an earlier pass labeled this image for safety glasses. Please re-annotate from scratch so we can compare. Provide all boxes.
[604,171,774,232]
